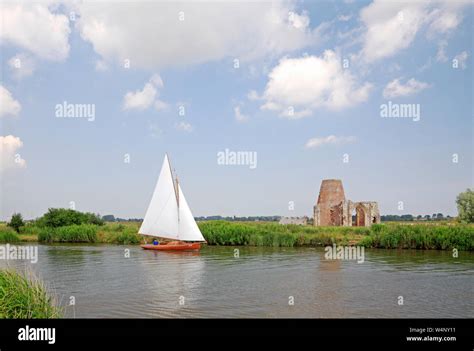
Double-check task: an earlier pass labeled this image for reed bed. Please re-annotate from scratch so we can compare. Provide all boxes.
[198,221,367,247]
[0,270,62,318]
[0,226,20,242]
[37,224,98,243]
[198,221,474,250]
[97,223,142,244]
[359,224,474,250]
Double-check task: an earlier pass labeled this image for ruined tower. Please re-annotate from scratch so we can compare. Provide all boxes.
[313,179,346,226]
[313,179,380,227]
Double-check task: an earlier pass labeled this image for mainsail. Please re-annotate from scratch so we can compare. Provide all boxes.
[138,154,205,242]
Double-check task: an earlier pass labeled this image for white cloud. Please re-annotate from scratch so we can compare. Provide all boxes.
[0,4,70,61]
[358,1,469,63]
[73,1,317,69]
[0,135,26,171]
[123,83,156,111]
[123,74,166,111]
[234,106,248,122]
[454,51,469,69]
[0,86,21,118]
[258,50,372,118]
[175,121,193,133]
[359,1,428,63]
[8,53,36,79]
[305,135,356,149]
[383,78,430,98]
[427,3,464,35]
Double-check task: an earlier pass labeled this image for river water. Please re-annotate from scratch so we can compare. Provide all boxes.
[1,244,473,318]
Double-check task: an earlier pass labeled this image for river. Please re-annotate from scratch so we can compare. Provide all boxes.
[1,244,473,318]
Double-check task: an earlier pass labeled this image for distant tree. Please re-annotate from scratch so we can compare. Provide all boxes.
[456,189,474,223]
[36,208,104,228]
[416,215,422,220]
[102,215,116,222]
[436,213,443,220]
[7,213,24,233]
[424,215,431,220]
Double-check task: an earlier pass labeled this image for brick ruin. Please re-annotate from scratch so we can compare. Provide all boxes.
[313,179,380,227]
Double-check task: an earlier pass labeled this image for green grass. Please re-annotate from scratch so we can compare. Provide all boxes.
[8,219,474,250]
[97,223,142,244]
[0,226,20,242]
[198,221,474,250]
[0,270,62,318]
[37,224,98,243]
[198,221,368,247]
[359,223,474,250]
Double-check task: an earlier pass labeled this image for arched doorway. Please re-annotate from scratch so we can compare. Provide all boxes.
[356,205,366,226]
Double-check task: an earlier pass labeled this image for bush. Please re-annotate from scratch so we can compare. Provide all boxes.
[35,208,104,228]
[38,224,98,243]
[7,213,24,233]
[0,270,61,318]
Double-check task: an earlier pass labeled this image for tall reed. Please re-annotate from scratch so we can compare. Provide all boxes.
[0,270,62,318]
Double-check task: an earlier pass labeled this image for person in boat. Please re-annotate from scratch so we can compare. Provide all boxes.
[153,239,159,245]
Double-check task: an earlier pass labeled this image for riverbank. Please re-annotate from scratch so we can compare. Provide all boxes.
[0,269,62,318]
[1,221,473,250]
[199,221,474,250]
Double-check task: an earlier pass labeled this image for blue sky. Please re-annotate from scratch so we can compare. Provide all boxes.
[0,0,472,220]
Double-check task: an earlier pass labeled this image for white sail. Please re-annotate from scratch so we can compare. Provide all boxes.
[178,184,206,242]
[139,154,180,240]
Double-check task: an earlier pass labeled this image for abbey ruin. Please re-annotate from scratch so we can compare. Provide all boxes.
[313,179,380,227]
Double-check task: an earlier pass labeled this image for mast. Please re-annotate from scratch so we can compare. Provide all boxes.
[176,174,180,240]
[167,153,180,240]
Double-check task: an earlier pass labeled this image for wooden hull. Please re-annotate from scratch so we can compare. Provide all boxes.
[141,243,201,251]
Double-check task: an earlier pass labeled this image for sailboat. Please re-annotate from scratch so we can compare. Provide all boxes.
[139,154,206,251]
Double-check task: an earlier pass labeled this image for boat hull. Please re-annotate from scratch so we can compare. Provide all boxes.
[141,243,201,251]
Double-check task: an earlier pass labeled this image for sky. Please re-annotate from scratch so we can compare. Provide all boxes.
[0,0,472,220]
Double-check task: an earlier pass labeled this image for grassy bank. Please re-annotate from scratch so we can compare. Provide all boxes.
[3,220,473,250]
[97,223,142,244]
[14,222,142,244]
[360,224,474,250]
[0,226,20,243]
[37,224,98,243]
[0,270,61,318]
[198,221,474,250]
[198,221,369,247]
